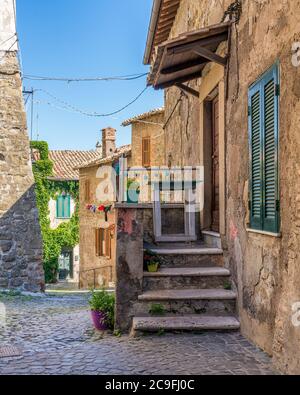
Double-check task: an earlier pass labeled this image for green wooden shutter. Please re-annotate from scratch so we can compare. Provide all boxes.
[262,66,280,233]
[56,195,71,218]
[63,195,71,218]
[249,63,280,233]
[249,87,263,230]
[56,196,64,218]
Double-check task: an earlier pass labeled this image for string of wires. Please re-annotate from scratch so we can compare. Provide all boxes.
[34,86,149,117]
[23,72,148,83]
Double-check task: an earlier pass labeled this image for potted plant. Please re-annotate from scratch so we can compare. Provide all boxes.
[144,249,161,273]
[127,178,140,204]
[147,260,160,273]
[89,289,115,331]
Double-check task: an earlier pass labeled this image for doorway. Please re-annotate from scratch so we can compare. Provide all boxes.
[58,249,73,281]
[211,95,220,232]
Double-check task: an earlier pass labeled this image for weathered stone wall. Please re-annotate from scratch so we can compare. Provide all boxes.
[155,0,300,374]
[0,52,44,292]
[115,207,144,332]
[79,165,116,288]
[225,0,300,374]
[131,112,165,167]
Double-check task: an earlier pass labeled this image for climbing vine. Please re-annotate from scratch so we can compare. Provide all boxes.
[31,141,79,283]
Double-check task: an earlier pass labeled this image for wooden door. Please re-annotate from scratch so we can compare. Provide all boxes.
[212,96,220,232]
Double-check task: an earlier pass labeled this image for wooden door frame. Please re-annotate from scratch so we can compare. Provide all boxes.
[199,65,226,236]
[211,94,220,232]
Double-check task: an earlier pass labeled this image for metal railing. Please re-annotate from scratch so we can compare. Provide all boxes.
[79,265,113,290]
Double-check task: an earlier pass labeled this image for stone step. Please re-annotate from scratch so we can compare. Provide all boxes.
[144,267,230,277]
[202,231,222,249]
[138,289,236,301]
[143,267,231,290]
[155,234,198,243]
[150,246,223,255]
[136,289,237,316]
[146,244,224,268]
[132,315,240,334]
[135,299,236,316]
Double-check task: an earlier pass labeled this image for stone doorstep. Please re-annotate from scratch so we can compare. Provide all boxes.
[132,315,240,332]
[138,289,237,301]
[143,267,231,277]
[149,247,223,255]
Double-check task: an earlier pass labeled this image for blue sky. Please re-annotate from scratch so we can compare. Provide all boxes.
[17,0,163,150]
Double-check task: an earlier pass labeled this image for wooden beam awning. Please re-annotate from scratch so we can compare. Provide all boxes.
[148,22,231,90]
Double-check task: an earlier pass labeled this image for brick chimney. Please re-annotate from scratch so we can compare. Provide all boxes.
[102,127,116,158]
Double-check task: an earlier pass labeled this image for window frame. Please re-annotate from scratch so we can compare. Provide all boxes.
[142,136,151,168]
[56,195,71,219]
[95,227,113,258]
[84,179,91,203]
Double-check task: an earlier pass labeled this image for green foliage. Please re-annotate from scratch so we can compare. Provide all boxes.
[31,141,49,161]
[89,290,115,329]
[113,329,122,338]
[149,303,166,316]
[30,141,79,284]
[224,282,232,291]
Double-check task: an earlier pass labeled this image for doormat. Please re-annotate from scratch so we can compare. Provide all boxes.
[0,346,22,358]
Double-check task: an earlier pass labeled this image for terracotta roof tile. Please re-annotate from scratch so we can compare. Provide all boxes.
[76,145,132,170]
[32,150,100,180]
[121,107,164,127]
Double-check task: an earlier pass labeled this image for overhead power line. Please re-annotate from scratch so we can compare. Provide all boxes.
[35,86,149,117]
[23,72,148,83]
[0,33,17,48]
[0,38,19,64]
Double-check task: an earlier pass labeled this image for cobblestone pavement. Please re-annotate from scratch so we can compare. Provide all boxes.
[0,293,278,375]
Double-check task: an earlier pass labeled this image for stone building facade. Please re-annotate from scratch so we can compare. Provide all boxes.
[78,114,165,289]
[0,0,44,292]
[122,108,165,168]
[142,0,300,374]
[78,127,132,289]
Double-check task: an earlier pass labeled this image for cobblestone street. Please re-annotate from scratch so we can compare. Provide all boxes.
[0,293,277,375]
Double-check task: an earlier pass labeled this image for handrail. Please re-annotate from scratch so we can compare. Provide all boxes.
[79,265,113,290]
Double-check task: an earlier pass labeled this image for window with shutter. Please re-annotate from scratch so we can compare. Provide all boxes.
[95,227,113,258]
[85,179,91,202]
[95,228,104,257]
[142,137,151,167]
[248,63,280,233]
[56,195,71,219]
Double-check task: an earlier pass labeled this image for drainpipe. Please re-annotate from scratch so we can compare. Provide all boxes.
[143,0,163,65]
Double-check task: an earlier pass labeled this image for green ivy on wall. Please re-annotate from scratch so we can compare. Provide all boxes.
[31,141,79,283]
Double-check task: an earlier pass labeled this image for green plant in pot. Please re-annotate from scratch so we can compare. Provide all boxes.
[144,249,161,272]
[147,260,160,273]
[89,289,115,331]
[127,178,140,204]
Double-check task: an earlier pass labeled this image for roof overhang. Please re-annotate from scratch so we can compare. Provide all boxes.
[144,0,181,65]
[147,22,231,90]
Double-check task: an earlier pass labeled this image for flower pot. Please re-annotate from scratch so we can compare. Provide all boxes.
[91,310,108,331]
[147,263,159,273]
[127,190,140,204]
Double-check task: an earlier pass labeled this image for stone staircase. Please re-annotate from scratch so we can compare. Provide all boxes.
[131,242,240,335]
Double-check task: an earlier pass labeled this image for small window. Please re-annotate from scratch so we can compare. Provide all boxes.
[248,63,280,233]
[56,195,71,219]
[95,227,113,258]
[142,137,151,168]
[84,179,91,202]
